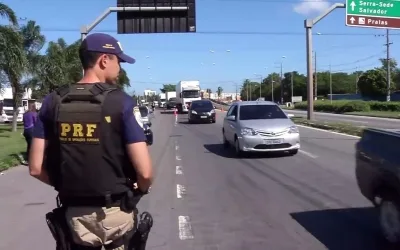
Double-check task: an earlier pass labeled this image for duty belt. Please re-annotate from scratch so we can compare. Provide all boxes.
[59,193,125,208]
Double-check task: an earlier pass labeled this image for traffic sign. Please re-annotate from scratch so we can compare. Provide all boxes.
[117,0,196,34]
[346,0,400,29]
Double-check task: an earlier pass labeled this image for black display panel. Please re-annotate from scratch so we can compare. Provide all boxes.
[117,0,196,34]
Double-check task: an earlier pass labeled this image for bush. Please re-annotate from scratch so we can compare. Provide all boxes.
[294,100,371,113]
[368,101,400,111]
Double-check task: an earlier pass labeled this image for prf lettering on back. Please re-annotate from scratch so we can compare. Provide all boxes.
[59,123,99,143]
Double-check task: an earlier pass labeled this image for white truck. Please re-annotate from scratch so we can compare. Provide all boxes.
[0,87,41,123]
[159,93,166,108]
[176,80,201,113]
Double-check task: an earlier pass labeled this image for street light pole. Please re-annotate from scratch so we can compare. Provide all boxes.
[291,71,294,103]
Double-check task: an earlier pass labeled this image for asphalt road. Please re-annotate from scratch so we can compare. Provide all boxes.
[0,109,394,250]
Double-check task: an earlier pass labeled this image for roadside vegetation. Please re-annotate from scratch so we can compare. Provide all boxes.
[293,100,400,119]
[0,124,25,171]
[291,117,363,137]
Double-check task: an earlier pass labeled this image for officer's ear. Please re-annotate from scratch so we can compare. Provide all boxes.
[99,54,113,69]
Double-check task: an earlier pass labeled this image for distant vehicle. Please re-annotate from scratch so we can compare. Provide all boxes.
[139,106,152,127]
[176,80,201,113]
[166,97,177,110]
[159,93,166,108]
[222,101,299,157]
[355,128,400,244]
[165,91,176,108]
[137,106,153,145]
[188,100,216,124]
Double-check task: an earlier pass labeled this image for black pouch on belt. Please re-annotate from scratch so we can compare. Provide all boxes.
[45,207,72,250]
[120,190,142,213]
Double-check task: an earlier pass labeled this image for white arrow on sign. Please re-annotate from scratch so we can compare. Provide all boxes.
[350,1,356,11]
[350,17,355,24]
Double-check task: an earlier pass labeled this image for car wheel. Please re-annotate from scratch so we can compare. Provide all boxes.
[288,149,298,155]
[222,131,229,149]
[235,137,243,157]
[379,195,400,244]
[212,119,216,123]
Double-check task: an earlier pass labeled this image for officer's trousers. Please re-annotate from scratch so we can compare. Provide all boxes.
[65,206,135,250]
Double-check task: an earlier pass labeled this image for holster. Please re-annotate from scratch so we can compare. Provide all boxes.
[45,207,72,250]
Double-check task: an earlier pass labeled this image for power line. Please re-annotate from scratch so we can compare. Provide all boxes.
[319,52,384,68]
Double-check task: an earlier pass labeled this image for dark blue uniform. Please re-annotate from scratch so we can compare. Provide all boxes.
[33,92,146,144]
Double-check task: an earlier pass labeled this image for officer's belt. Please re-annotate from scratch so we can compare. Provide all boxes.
[59,193,125,207]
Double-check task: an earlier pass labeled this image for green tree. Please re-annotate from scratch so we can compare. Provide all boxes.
[160,84,175,93]
[117,68,130,89]
[357,69,388,98]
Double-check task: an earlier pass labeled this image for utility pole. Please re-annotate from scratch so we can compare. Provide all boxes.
[314,51,317,100]
[355,66,358,94]
[291,71,294,103]
[385,29,393,102]
[329,63,333,104]
[271,75,274,102]
[280,63,284,104]
[235,83,238,101]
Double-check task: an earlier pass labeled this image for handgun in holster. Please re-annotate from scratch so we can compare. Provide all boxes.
[45,207,72,250]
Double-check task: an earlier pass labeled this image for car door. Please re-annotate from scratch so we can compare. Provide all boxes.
[224,105,238,143]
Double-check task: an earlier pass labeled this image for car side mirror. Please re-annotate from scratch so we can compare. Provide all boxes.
[287,114,294,118]
[213,106,216,109]
[226,115,236,121]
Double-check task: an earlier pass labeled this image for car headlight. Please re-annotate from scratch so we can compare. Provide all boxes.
[288,125,299,134]
[210,110,215,114]
[191,110,197,114]
[241,127,258,136]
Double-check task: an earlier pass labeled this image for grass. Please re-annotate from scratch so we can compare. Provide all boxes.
[0,124,26,172]
[291,117,363,137]
[345,111,400,119]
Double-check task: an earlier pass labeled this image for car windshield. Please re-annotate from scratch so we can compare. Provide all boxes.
[138,107,148,117]
[191,101,213,110]
[169,98,176,102]
[239,105,287,120]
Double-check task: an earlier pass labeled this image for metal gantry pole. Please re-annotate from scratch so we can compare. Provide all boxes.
[304,3,345,120]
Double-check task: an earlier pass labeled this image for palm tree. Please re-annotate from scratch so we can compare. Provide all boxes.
[0,2,18,26]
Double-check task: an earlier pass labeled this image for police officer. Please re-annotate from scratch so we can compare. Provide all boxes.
[28,33,153,249]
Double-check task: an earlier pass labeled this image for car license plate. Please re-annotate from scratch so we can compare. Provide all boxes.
[200,116,207,118]
[264,139,283,145]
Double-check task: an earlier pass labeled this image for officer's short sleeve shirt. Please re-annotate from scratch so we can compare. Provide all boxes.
[33,91,146,144]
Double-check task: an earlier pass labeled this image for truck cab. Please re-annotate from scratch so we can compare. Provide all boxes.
[176,80,201,113]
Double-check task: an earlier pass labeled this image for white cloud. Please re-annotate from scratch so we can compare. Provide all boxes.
[293,0,331,16]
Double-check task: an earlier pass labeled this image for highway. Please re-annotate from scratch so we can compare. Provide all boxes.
[0,109,393,250]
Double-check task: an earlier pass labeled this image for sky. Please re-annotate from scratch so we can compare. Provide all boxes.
[3,0,400,95]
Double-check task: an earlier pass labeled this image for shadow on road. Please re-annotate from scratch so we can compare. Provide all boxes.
[204,143,291,159]
[160,111,175,114]
[291,207,398,250]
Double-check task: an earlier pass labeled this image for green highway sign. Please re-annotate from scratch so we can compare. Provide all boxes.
[346,0,400,29]
[346,0,400,18]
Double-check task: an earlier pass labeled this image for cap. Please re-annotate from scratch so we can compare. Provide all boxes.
[80,33,135,64]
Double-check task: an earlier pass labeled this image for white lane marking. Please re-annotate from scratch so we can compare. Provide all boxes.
[177,184,186,198]
[296,124,361,139]
[299,149,318,159]
[178,216,194,240]
[176,165,183,175]
[176,155,181,161]
[175,145,179,151]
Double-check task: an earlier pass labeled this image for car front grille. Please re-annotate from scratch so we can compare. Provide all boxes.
[255,129,289,137]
